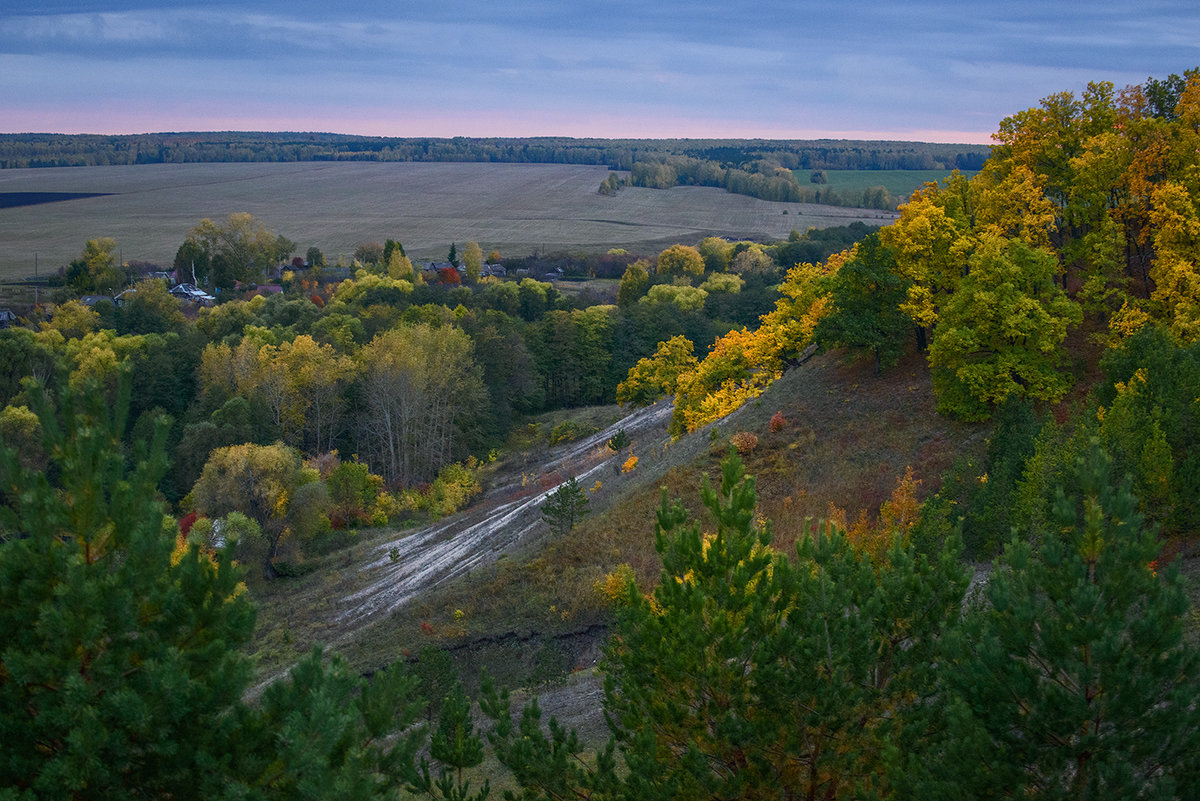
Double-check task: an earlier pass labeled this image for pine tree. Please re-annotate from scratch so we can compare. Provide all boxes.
[541,477,588,537]
[0,375,255,799]
[907,442,1200,799]
[602,453,967,800]
[225,647,425,800]
[0,375,434,800]
[407,683,490,801]
[605,429,630,452]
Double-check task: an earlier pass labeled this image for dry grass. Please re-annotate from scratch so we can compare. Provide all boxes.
[286,347,985,679]
[235,345,988,760]
[0,162,896,280]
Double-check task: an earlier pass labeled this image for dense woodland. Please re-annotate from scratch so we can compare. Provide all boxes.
[0,132,988,172]
[1,217,870,571]
[4,69,1200,799]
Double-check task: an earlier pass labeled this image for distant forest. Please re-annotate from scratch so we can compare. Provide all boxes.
[0,132,990,172]
[0,132,990,210]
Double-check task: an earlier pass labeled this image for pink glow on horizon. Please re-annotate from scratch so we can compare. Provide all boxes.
[1,106,998,146]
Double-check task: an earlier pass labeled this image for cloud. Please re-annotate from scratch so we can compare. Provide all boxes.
[1,1,1198,139]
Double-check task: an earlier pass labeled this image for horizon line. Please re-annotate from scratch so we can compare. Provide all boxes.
[0,129,996,148]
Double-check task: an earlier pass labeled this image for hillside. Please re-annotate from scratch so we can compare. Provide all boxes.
[246,343,985,698]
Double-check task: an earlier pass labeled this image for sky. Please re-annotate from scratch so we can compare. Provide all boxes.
[1,1,1198,144]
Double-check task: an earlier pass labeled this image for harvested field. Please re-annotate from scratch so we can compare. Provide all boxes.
[0,192,114,209]
[0,162,897,279]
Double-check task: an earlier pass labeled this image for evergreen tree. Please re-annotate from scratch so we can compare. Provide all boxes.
[905,442,1200,799]
[491,453,966,801]
[0,374,437,800]
[606,429,630,452]
[0,375,255,799]
[605,453,967,800]
[228,647,426,801]
[540,477,588,537]
[960,395,1042,557]
[383,238,405,264]
[407,683,490,801]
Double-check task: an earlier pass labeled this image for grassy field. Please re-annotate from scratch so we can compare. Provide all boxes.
[0,162,898,280]
[799,169,979,202]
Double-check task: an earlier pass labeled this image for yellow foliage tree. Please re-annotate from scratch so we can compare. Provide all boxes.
[616,335,698,407]
[670,326,782,437]
[758,251,844,364]
[42,299,99,341]
[878,178,974,332]
[1148,181,1200,342]
[656,244,705,280]
[190,442,311,580]
[973,164,1058,248]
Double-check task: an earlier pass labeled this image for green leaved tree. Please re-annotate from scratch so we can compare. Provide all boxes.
[813,232,913,372]
[928,234,1081,420]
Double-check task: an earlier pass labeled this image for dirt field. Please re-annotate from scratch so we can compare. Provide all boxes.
[0,162,897,279]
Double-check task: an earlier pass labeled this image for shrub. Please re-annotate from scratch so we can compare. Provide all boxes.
[622,454,639,473]
[427,461,480,519]
[607,429,631,452]
[769,411,787,433]
[550,420,592,445]
[594,563,636,608]
[327,460,383,527]
[731,431,759,454]
[371,492,402,526]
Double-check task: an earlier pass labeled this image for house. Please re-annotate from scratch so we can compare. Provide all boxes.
[169,283,216,306]
[0,309,17,329]
[78,295,114,308]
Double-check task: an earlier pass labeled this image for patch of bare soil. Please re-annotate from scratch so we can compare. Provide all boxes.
[333,402,674,629]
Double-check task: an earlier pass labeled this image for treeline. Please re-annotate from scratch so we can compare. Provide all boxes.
[624,157,901,208]
[0,133,636,170]
[0,131,988,173]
